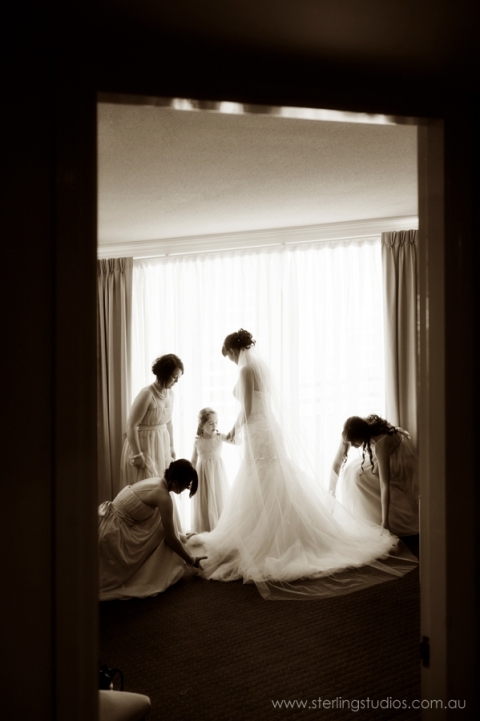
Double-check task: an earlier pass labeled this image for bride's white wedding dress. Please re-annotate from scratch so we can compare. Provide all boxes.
[189,349,417,599]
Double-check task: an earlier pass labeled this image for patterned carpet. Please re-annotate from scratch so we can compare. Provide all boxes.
[99,560,420,720]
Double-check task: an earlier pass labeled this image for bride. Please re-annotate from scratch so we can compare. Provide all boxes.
[189,329,417,599]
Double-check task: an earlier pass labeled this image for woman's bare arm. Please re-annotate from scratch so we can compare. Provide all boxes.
[332,437,349,476]
[191,441,198,467]
[228,366,254,439]
[329,437,349,495]
[375,443,391,530]
[166,390,176,459]
[156,491,206,567]
[126,388,153,462]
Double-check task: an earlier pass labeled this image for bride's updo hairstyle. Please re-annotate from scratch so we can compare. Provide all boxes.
[222,328,256,356]
[152,354,184,384]
[164,459,198,498]
[343,414,396,474]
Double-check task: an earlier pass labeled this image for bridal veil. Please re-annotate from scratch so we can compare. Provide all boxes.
[189,348,417,600]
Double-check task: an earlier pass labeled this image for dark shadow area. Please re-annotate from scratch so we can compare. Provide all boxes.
[400,535,420,559]
[100,570,420,720]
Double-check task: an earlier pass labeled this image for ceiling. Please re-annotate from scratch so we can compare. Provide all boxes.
[98,101,417,249]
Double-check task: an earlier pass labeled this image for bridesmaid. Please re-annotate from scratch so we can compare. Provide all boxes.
[119,354,184,487]
[330,414,419,536]
[99,460,206,600]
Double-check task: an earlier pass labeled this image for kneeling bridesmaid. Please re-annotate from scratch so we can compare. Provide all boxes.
[99,459,206,600]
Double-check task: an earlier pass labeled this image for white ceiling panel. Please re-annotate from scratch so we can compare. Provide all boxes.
[98,102,417,247]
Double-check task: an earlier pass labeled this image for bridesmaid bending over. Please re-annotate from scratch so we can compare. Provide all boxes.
[120,354,184,487]
[330,414,419,536]
[99,459,206,600]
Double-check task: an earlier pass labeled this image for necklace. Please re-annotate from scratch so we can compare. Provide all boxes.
[154,383,168,400]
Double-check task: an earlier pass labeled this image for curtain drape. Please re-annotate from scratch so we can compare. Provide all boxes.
[382,230,418,444]
[132,239,386,530]
[97,257,133,503]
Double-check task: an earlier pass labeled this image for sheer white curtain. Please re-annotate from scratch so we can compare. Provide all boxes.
[132,239,385,529]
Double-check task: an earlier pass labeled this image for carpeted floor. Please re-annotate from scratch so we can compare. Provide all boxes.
[100,561,420,720]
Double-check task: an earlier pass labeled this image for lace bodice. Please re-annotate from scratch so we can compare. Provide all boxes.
[250,390,271,415]
[234,383,270,413]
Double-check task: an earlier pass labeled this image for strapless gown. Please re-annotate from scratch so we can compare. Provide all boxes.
[98,484,185,600]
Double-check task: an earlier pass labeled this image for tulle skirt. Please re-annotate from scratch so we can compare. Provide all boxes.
[189,411,417,600]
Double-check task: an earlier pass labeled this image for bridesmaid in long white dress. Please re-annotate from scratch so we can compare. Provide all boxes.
[119,354,183,487]
[330,415,419,536]
[99,460,206,601]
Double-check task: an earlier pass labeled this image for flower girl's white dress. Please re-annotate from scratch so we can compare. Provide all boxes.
[191,434,229,532]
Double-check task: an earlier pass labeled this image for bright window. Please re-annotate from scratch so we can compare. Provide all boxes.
[132,238,385,529]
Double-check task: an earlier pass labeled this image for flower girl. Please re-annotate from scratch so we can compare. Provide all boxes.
[191,407,230,532]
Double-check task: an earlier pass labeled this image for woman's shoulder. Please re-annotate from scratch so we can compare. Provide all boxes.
[138,382,154,392]
[375,432,400,455]
[239,364,254,378]
[148,479,173,506]
[137,384,155,399]
[132,477,163,494]
[238,364,255,388]
[129,478,166,507]
[131,385,155,405]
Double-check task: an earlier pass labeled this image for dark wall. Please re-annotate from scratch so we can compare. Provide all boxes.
[3,18,55,719]
[3,4,98,719]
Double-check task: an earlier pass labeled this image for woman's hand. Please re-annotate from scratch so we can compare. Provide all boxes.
[167,419,176,461]
[191,555,207,569]
[226,429,235,442]
[186,532,198,539]
[130,452,146,469]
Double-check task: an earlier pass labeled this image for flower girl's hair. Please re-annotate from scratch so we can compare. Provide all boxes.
[196,407,219,437]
